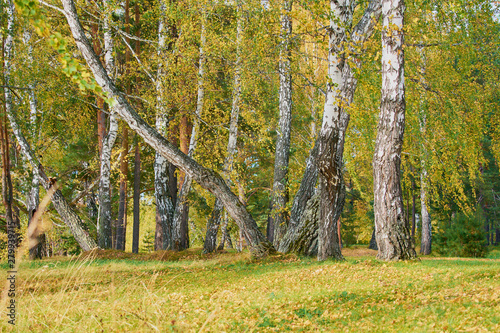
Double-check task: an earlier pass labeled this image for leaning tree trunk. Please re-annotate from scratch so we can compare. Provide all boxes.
[61,0,272,256]
[172,6,207,251]
[5,2,96,251]
[154,0,175,251]
[5,105,98,251]
[373,0,416,261]
[269,0,293,247]
[98,0,119,249]
[203,2,243,253]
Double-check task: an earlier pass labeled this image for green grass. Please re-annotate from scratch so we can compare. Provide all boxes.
[1,249,499,332]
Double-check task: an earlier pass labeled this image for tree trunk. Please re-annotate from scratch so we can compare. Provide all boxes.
[419,172,432,255]
[132,139,141,253]
[369,229,378,250]
[203,2,243,253]
[287,195,320,256]
[6,6,97,250]
[277,140,318,252]
[217,212,232,250]
[131,3,142,254]
[373,0,417,261]
[278,0,382,256]
[97,0,119,249]
[154,0,175,251]
[116,127,128,251]
[1,111,18,249]
[61,0,273,256]
[116,0,132,251]
[2,0,19,250]
[270,0,293,248]
[315,1,355,262]
[5,107,97,251]
[91,18,106,158]
[22,28,45,258]
[411,177,416,238]
[418,46,432,255]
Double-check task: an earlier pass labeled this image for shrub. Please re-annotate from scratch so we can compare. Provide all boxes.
[141,230,155,253]
[435,210,489,257]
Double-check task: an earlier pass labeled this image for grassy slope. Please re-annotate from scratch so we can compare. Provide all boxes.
[1,248,499,332]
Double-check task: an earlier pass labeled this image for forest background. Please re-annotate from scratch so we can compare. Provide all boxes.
[1,0,500,260]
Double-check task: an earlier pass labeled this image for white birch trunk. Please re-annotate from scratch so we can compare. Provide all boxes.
[315,0,354,261]
[97,0,119,248]
[418,47,431,254]
[270,0,293,246]
[23,29,45,258]
[373,0,416,261]
[203,2,243,253]
[155,0,175,250]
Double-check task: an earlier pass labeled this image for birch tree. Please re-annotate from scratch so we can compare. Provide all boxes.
[97,0,119,249]
[2,0,19,248]
[373,0,416,261]
[418,46,431,255]
[269,0,293,246]
[278,0,382,257]
[4,0,97,251]
[59,0,273,256]
[154,0,175,251]
[23,29,44,258]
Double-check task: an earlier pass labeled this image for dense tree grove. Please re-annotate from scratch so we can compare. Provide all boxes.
[1,0,499,260]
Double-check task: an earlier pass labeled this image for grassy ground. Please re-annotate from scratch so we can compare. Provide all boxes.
[1,248,499,332]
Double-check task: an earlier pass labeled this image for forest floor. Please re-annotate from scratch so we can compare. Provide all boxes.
[1,247,499,332]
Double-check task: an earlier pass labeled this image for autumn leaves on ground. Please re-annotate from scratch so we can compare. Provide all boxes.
[2,248,499,332]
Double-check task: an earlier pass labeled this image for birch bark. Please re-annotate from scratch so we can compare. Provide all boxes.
[417,45,432,255]
[278,0,382,256]
[270,0,293,246]
[24,29,44,258]
[154,0,175,251]
[315,0,353,261]
[373,0,417,260]
[98,0,119,249]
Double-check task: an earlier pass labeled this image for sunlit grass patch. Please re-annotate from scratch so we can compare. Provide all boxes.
[1,249,499,332]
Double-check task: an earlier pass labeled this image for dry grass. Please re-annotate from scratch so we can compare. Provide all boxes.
[1,248,499,332]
